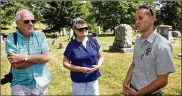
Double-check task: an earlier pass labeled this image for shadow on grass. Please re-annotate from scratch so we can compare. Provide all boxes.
[1,27,9,30]
[97,34,114,37]
[102,49,124,53]
[102,49,112,53]
[111,92,124,96]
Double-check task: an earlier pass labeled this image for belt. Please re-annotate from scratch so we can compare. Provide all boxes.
[129,83,162,96]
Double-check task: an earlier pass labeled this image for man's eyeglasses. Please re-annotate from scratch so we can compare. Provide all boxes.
[23,20,36,24]
[75,27,88,32]
[139,4,154,16]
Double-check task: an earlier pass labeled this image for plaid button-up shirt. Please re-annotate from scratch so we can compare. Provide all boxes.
[5,29,52,88]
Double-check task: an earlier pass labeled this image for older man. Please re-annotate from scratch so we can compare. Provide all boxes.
[5,9,52,95]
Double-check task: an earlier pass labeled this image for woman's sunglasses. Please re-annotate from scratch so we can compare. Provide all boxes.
[75,27,88,32]
[23,20,36,24]
[139,4,154,16]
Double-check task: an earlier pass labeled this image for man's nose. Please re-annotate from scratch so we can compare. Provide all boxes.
[29,21,34,25]
[135,19,139,24]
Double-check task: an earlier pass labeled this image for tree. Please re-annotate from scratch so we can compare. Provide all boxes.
[79,1,98,33]
[41,1,85,33]
[0,1,45,28]
[0,1,27,28]
[157,1,182,31]
[91,1,122,32]
[91,1,154,33]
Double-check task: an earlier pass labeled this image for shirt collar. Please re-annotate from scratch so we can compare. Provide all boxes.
[75,37,88,43]
[139,35,146,44]
[146,29,157,44]
[139,29,157,44]
[15,29,34,38]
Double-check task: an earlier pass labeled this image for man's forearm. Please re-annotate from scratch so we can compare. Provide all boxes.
[123,63,135,85]
[26,51,50,64]
[12,62,33,69]
[138,74,169,95]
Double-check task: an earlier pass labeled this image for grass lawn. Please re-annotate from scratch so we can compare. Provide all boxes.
[1,30,181,95]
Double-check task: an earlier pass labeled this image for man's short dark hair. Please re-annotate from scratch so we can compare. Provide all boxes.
[138,4,156,16]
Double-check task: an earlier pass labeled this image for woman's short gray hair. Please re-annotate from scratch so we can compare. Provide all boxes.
[15,9,34,21]
[72,17,87,29]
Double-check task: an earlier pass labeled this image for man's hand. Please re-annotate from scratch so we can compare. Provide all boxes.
[8,53,25,64]
[123,84,128,96]
[124,84,140,96]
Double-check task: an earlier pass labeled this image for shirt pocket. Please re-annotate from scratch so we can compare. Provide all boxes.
[18,46,29,55]
[140,54,154,72]
[31,47,41,55]
[30,42,41,55]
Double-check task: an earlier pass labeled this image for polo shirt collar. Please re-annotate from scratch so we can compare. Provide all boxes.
[139,36,145,44]
[139,29,157,44]
[146,29,157,44]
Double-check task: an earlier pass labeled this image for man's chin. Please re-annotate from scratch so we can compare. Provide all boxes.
[28,29,34,33]
[137,29,143,33]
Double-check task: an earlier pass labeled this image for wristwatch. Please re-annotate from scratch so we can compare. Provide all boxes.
[24,56,28,62]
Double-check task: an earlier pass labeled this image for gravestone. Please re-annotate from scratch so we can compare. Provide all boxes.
[1,35,4,44]
[109,24,133,53]
[172,31,181,37]
[98,26,101,34]
[157,25,174,43]
[59,43,64,49]
[68,28,73,41]
[60,30,63,36]
[51,40,56,46]
[63,27,67,36]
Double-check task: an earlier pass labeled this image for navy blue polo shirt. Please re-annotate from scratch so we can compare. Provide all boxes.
[64,37,101,83]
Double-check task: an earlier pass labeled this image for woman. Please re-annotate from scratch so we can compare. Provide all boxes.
[63,18,104,95]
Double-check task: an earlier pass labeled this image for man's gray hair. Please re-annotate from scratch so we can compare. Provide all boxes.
[15,9,34,21]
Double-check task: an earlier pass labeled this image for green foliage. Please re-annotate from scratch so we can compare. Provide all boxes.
[42,1,84,31]
[156,1,182,31]
[0,1,27,27]
[91,1,121,32]
[82,1,98,33]
[88,22,97,33]
[91,1,154,32]
[1,1,181,33]
[24,1,45,22]
[0,1,44,28]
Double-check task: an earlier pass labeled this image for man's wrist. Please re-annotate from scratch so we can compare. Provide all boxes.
[24,55,28,63]
[123,80,128,85]
[137,90,143,96]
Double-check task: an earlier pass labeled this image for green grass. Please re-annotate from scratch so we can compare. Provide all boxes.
[1,30,181,95]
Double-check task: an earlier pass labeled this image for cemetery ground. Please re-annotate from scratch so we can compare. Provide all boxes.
[1,27,181,95]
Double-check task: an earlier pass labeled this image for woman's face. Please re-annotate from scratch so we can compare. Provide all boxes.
[74,23,88,38]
